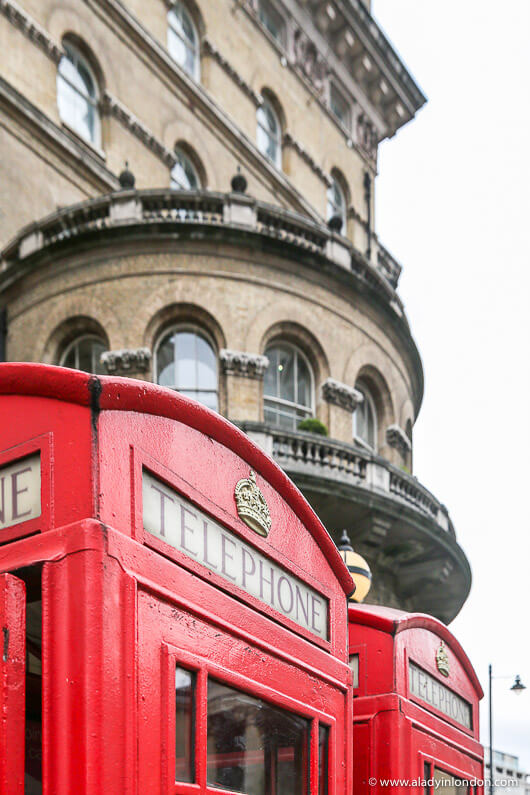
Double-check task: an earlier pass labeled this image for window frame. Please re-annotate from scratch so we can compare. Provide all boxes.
[326,175,347,228]
[258,0,286,46]
[167,1,200,81]
[352,383,378,452]
[57,41,101,147]
[154,325,219,411]
[264,342,314,430]
[257,97,282,169]
[161,642,335,795]
[329,83,350,131]
[170,147,201,190]
[59,334,107,375]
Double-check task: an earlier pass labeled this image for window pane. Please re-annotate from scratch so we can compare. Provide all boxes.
[278,347,295,403]
[175,332,196,388]
[207,679,310,794]
[157,334,176,387]
[171,150,199,190]
[196,334,217,390]
[61,336,106,375]
[175,666,195,783]
[259,1,284,43]
[168,4,198,77]
[330,86,349,127]
[296,355,311,409]
[57,48,98,145]
[433,768,469,795]
[318,725,329,795]
[264,347,278,396]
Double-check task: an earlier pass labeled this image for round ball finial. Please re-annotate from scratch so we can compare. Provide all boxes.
[118,161,135,190]
[328,214,343,233]
[231,167,247,194]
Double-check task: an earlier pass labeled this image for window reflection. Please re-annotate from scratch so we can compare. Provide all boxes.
[318,725,329,795]
[175,666,195,782]
[155,328,218,411]
[264,343,313,430]
[207,679,310,794]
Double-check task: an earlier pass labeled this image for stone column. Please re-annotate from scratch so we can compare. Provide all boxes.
[100,348,152,381]
[321,378,363,442]
[219,349,269,422]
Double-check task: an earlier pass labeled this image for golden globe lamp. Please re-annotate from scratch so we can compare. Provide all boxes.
[338,529,372,603]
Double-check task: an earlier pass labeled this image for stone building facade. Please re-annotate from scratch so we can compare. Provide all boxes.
[0,0,471,621]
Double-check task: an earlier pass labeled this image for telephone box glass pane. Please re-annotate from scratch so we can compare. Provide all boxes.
[207,678,310,794]
[318,725,329,795]
[175,666,195,783]
[433,768,469,795]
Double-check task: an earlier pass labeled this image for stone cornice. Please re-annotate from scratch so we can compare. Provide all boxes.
[0,0,63,63]
[283,133,331,187]
[102,92,176,168]
[386,424,412,456]
[220,349,269,378]
[321,377,363,412]
[202,38,262,107]
[100,347,151,374]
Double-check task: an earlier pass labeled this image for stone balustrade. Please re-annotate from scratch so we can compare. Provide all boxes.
[1,189,405,300]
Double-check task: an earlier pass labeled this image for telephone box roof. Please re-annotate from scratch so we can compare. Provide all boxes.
[0,362,354,597]
[348,603,483,698]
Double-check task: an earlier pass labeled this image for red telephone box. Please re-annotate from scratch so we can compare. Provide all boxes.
[348,604,484,795]
[0,363,354,794]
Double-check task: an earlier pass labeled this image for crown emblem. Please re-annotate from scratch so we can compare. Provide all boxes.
[234,470,271,537]
[436,641,450,677]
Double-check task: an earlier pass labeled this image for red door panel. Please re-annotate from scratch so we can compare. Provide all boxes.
[0,572,26,793]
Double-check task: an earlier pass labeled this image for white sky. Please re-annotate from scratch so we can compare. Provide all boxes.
[372,0,530,771]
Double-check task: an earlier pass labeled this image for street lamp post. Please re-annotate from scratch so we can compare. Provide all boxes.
[488,666,526,795]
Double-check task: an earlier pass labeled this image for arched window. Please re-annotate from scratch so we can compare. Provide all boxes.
[264,343,313,430]
[167,2,200,80]
[171,147,201,190]
[60,335,107,375]
[257,98,282,168]
[155,327,218,411]
[327,175,347,229]
[353,384,377,451]
[57,41,100,146]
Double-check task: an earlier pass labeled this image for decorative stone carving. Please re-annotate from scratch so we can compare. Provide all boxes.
[220,349,269,378]
[102,93,176,168]
[0,0,62,63]
[203,39,262,107]
[100,348,151,374]
[282,133,331,186]
[321,378,363,412]
[386,424,412,456]
[356,113,378,159]
[292,28,329,96]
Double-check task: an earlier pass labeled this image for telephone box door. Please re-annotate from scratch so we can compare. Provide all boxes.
[0,572,26,793]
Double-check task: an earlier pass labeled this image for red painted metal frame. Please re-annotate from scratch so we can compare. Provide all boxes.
[0,572,25,793]
[348,604,484,795]
[0,364,354,794]
[0,433,53,543]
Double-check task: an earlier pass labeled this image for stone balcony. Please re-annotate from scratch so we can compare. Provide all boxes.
[239,422,471,624]
[0,188,405,300]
